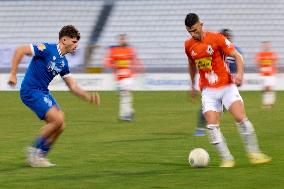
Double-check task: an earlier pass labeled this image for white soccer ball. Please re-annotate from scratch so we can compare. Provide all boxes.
[188,148,210,168]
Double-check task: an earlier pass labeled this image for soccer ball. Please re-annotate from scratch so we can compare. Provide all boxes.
[188,148,210,168]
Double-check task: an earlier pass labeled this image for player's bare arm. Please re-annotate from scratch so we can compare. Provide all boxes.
[63,75,100,106]
[187,58,197,98]
[8,44,33,86]
[230,50,244,85]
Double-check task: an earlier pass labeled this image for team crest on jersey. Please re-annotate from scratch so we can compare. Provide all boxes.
[37,43,46,51]
[207,45,214,55]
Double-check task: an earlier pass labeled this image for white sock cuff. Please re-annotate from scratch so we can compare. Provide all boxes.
[206,124,223,144]
[236,118,255,134]
[206,124,219,129]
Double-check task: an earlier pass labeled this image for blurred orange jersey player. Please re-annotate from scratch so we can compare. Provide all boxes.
[185,31,235,90]
[255,44,278,76]
[255,41,278,107]
[104,41,142,81]
[104,34,143,121]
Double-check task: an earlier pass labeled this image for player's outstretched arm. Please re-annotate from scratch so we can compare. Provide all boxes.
[63,75,100,106]
[230,50,244,86]
[8,45,33,86]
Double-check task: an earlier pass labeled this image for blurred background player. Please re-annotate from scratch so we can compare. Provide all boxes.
[8,25,100,167]
[104,34,143,121]
[185,13,271,167]
[220,28,243,76]
[189,71,206,137]
[192,108,207,136]
[255,41,278,108]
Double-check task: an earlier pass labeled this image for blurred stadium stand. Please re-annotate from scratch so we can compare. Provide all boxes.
[0,0,283,73]
[0,0,103,72]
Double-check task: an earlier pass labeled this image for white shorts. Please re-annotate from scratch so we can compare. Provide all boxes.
[117,77,133,91]
[201,84,243,113]
[262,76,275,88]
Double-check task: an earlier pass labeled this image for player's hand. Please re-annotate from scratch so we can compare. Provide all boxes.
[189,87,197,103]
[8,74,17,87]
[89,92,100,107]
[231,73,243,86]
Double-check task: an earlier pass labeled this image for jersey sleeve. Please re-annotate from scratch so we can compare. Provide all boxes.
[104,47,116,69]
[131,48,143,69]
[60,59,71,78]
[184,41,195,66]
[272,52,278,62]
[31,43,50,58]
[216,33,235,56]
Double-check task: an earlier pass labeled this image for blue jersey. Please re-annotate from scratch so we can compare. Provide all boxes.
[21,43,70,91]
[226,45,242,74]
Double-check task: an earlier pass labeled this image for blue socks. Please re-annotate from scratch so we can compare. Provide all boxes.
[33,136,51,155]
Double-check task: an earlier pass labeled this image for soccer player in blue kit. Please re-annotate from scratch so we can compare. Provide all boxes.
[8,25,100,167]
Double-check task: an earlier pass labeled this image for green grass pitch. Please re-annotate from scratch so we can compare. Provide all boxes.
[0,91,283,189]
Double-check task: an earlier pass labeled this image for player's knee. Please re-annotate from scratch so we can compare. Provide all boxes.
[206,124,223,144]
[233,110,246,123]
[54,112,65,128]
[204,114,219,124]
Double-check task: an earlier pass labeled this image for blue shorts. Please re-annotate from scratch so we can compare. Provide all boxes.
[20,89,60,120]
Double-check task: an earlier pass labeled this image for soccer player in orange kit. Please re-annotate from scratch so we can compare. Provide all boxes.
[104,34,143,121]
[255,41,278,108]
[184,13,271,167]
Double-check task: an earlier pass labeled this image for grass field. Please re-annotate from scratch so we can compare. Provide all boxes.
[0,91,283,189]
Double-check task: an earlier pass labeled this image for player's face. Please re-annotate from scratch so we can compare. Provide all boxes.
[261,42,271,52]
[186,22,203,41]
[63,37,79,53]
[119,35,127,46]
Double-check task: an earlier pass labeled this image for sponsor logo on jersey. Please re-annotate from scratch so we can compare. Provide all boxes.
[195,57,213,70]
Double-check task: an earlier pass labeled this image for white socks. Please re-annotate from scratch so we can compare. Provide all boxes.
[119,90,133,117]
[262,91,275,106]
[236,118,260,153]
[206,118,261,161]
[207,124,234,161]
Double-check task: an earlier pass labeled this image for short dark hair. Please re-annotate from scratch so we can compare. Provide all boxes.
[59,25,80,40]
[118,33,127,38]
[220,28,232,38]
[185,13,200,27]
